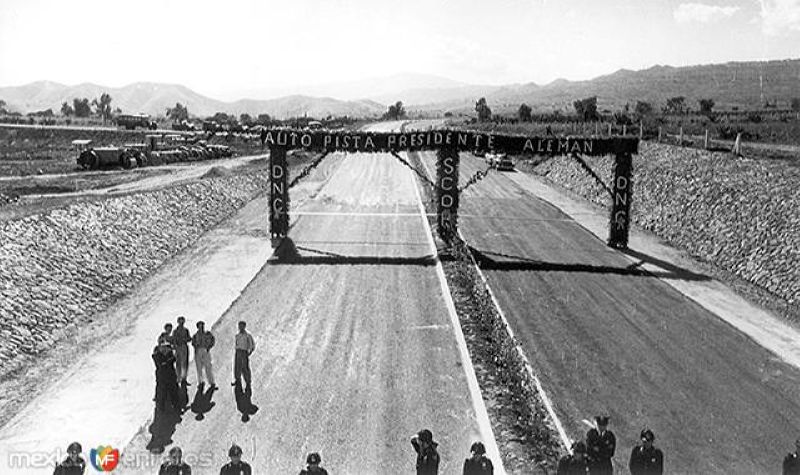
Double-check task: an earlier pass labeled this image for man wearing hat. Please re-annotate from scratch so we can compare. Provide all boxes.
[411,429,440,475]
[463,441,493,475]
[556,441,589,475]
[53,442,86,475]
[152,337,181,412]
[192,321,216,390]
[586,416,616,474]
[220,444,251,475]
[299,452,328,475]
[158,446,192,475]
[783,438,800,475]
[629,429,663,475]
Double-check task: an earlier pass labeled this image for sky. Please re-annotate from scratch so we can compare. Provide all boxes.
[0,0,799,100]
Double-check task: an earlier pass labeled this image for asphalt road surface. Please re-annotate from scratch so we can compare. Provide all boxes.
[417,151,800,474]
[115,147,495,473]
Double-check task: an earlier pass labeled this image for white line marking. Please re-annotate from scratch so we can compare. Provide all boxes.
[417,151,573,454]
[408,155,508,475]
[407,324,451,331]
[293,211,427,217]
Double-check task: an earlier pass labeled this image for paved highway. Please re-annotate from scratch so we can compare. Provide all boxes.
[1,123,501,474]
[117,151,493,473]
[416,151,800,474]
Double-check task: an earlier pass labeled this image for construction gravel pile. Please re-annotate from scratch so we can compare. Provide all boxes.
[524,141,800,311]
[0,172,268,377]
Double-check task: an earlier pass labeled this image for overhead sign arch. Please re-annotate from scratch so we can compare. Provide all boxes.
[266,128,638,249]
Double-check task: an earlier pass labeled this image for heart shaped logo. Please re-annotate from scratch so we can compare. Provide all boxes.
[89,446,120,472]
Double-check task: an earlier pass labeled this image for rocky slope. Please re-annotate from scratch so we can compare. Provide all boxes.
[0,172,268,377]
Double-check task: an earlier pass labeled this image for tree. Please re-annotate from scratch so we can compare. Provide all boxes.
[698,98,715,115]
[73,98,91,118]
[518,103,532,122]
[256,113,272,125]
[383,101,406,120]
[92,93,112,122]
[61,101,74,116]
[573,96,599,121]
[792,98,800,111]
[239,113,252,125]
[475,97,492,122]
[613,111,632,126]
[663,96,686,115]
[166,103,189,122]
[0,99,8,114]
[634,101,653,118]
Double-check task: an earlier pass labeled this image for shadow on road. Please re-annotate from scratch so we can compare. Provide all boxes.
[233,382,259,423]
[270,238,436,266]
[469,246,711,281]
[146,382,190,453]
[146,406,182,454]
[190,385,217,421]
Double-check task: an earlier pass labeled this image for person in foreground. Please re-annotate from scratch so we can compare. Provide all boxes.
[629,429,663,475]
[557,441,589,475]
[463,441,493,475]
[299,452,328,475]
[784,438,800,475]
[219,444,251,475]
[159,446,192,475]
[411,429,440,475]
[53,442,86,475]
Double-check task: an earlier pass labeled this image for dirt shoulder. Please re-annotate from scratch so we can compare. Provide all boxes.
[0,151,316,428]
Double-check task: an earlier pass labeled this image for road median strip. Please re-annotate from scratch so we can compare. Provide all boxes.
[409,150,564,473]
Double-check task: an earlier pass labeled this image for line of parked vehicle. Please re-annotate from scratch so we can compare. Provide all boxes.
[73,134,233,171]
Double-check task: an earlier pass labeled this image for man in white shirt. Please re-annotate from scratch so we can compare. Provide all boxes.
[233,320,255,391]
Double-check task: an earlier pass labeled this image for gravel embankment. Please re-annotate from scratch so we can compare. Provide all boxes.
[0,171,268,378]
[522,141,800,315]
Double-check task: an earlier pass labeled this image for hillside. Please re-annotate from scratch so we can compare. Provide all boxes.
[415,58,800,114]
[0,82,384,119]
[3,58,799,119]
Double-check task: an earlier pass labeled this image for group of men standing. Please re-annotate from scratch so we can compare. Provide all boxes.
[410,429,495,475]
[152,316,256,413]
[557,416,663,475]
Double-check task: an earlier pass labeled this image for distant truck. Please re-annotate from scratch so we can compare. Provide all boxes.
[73,136,233,171]
[486,152,515,171]
[115,114,158,130]
[73,139,142,169]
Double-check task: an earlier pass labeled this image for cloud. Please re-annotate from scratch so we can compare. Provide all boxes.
[758,0,800,35]
[674,3,740,23]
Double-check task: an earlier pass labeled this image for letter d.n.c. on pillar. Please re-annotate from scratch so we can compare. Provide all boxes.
[269,146,289,240]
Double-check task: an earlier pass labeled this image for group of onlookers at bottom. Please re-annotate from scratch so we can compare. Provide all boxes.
[556,416,662,475]
[48,422,800,474]
[51,429,493,475]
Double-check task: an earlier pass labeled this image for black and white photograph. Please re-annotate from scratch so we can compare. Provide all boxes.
[0,0,799,473]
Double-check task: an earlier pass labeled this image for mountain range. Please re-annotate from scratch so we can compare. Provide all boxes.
[0,81,385,119]
[1,58,799,119]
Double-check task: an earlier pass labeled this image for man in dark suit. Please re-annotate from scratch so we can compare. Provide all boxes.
[629,429,663,475]
[586,415,616,474]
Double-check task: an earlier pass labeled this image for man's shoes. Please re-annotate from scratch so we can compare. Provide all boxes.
[231,382,237,387]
